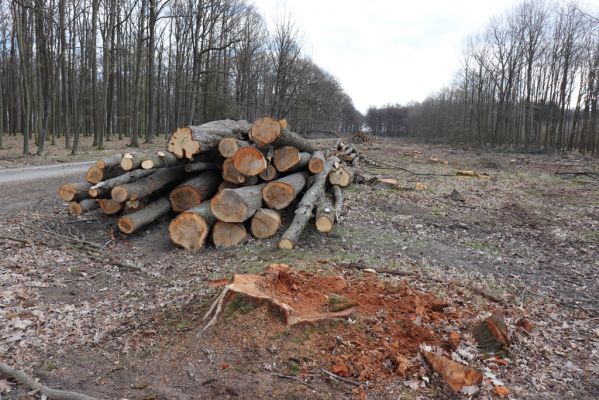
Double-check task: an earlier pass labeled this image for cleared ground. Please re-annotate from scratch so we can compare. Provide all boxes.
[0,138,598,399]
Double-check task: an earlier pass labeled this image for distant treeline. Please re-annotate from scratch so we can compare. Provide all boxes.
[367,0,599,156]
[0,0,363,155]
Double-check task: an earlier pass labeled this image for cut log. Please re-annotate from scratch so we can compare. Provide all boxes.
[96,154,123,170]
[120,152,143,171]
[211,183,266,222]
[58,180,93,202]
[167,120,252,159]
[88,169,155,198]
[85,165,124,184]
[273,146,310,172]
[259,163,278,181]
[218,138,249,159]
[169,170,221,212]
[140,151,183,170]
[212,221,248,247]
[169,200,215,251]
[68,199,99,216]
[315,195,335,233]
[222,158,246,184]
[332,185,344,222]
[97,198,122,215]
[111,165,185,203]
[233,146,267,176]
[309,151,325,174]
[249,116,318,152]
[250,208,281,239]
[262,172,308,210]
[279,157,338,249]
[328,165,355,187]
[117,196,171,234]
[184,161,216,174]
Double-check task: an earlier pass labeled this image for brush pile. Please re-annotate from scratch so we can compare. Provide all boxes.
[57,117,362,251]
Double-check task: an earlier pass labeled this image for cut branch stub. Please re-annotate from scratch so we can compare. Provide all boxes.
[211,183,266,222]
[212,221,248,247]
[58,180,93,202]
[169,170,221,212]
[309,150,325,174]
[262,172,308,210]
[169,200,215,251]
[250,208,281,239]
[233,146,267,176]
[273,146,310,172]
[117,196,171,234]
[219,138,249,159]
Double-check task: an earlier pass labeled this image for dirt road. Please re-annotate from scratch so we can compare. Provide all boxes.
[0,161,93,184]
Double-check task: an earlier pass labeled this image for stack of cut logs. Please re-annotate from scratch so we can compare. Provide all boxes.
[57,117,361,251]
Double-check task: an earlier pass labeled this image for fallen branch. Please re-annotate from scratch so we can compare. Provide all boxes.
[0,362,99,400]
[0,234,31,244]
[320,368,361,387]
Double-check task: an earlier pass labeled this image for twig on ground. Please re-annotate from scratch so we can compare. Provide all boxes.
[273,373,314,388]
[0,234,31,244]
[320,368,361,387]
[0,362,99,400]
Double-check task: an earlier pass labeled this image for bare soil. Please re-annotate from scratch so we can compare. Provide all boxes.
[1,138,598,399]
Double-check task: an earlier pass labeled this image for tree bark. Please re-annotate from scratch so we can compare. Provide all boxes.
[211,183,266,222]
[262,171,307,209]
[111,165,184,203]
[88,169,155,198]
[212,221,248,247]
[250,208,281,239]
[315,195,335,233]
[169,200,215,251]
[117,196,171,234]
[169,170,221,212]
[58,180,93,202]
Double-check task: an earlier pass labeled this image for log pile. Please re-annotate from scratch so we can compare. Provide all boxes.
[57,117,363,251]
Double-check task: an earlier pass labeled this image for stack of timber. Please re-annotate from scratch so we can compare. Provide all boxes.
[57,117,364,251]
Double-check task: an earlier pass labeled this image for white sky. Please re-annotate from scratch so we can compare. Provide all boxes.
[253,0,599,113]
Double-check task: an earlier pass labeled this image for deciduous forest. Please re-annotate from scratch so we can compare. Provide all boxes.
[367,1,599,155]
[0,0,363,155]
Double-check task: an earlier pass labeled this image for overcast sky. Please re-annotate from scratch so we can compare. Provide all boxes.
[253,0,599,113]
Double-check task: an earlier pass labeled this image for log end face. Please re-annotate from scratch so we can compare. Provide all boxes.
[120,157,134,171]
[85,166,104,184]
[278,238,294,250]
[169,212,209,251]
[218,137,239,158]
[315,217,333,233]
[168,127,199,159]
[251,209,281,239]
[233,146,267,176]
[88,188,98,198]
[213,221,248,247]
[141,160,154,170]
[262,182,294,210]
[111,186,128,203]
[68,202,83,216]
[169,186,202,213]
[211,190,248,223]
[309,158,324,174]
[249,117,281,147]
[117,216,135,234]
[58,184,76,202]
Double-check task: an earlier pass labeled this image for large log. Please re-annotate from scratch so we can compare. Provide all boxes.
[212,221,248,247]
[169,200,215,251]
[309,150,325,174]
[169,170,221,212]
[68,199,99,216]
[222,158,246,184]
[97,198,123,215]
[58,180,93,202]
[111,165,185,203]
[218,138,249,159]
[262,172,308,210]
[88,169,156,198]
[117,196,171,234]
[233,146,267,176]
[250,208,281,239]
[328,165,355,187]
[278,157,338,249]
[273,146,310,172]
[315,195,335,233]
[211,183,266,222]
[249,116,318,152]
[167,120,252,159]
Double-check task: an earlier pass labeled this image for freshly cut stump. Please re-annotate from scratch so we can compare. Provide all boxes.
[211,183,265,222]
[219,138,249,158]
[97,198,122,215]
[68,199,99,216]
[273,146,310,172]
[58,181,93,202]
[169,201,215,250]
[233,146,267,176]
[117,196,171,234]
[169,170,221,212]
[262,172,307,210]
[212,221,248,247]
[251,208,281,239]
[309,151,325,174]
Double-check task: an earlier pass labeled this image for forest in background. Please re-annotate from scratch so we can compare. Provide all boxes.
[367,0,599,156]
[0,0,363,155]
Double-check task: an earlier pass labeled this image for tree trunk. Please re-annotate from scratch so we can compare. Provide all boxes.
[169,200,215,251]
[249,116,318,152]
[210,183,266,222]
[111,165,185,203]
[212,221,248,247]
[117,196,171,234]
[309,150,325,174]
[68,199,99,216]
[218,137,249,158]
[167,120,252,159]
[58,180,93,202]
[169,170,221,212]
[233,146,267,176]
[262,172,307,210]
[250,208,281,239]
[273,146,310,172]
[88,169,155,198]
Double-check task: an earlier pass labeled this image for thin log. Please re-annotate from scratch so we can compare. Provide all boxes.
[69,199,99,216]
[111,165,185,203]
[332,185,344,222]
[233,146,267,176]
[218,137,249,158]
[328,165,355,187]
[167,120,252,159]
[249,116,318,152]
[222,158,246,184]
[96,154,122,170]
[140,151,184,170]
[211,183,266,222]
[273,146,310,172]
[88,169,155,198]
[315,195,335,233]
[184,161,216,173]
[169,170,221,212]
[250,208,281,239]
[262,172,308,210]
[212,221,248,247]
[309,150,325,174]
[169,200,215,251]
[279,157,338,249]
[96,198,122,215]
[117,196,171,234]
[259,163,278,181]
[85,165,124,184]
[58,180,93,202]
